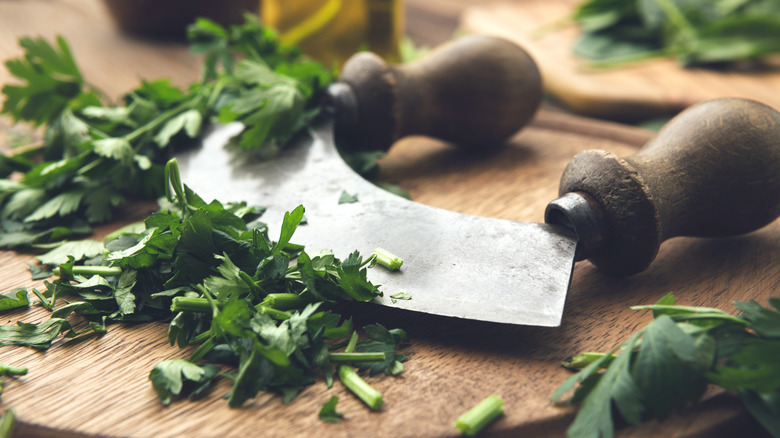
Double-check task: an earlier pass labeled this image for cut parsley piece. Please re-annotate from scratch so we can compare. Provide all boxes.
[455,394,505,436]
[372,247,403,270]
[319,395,344,423]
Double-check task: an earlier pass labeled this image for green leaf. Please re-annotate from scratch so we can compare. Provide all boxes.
[92,138,135,164]
[24,190,85,222]
[389,292,412,303]
[273,205,304,255]
[338,191,359,204]
[114,269,138,316]
[708,338,780,394]
[154,109,203,147]
[631,315,710,419]
[35,239,105,266]
[336,251,382,302]
[735,298,780,338]
[319,395,344,422]
[740,389,780,437]
[1,35,86,125]
[149,359,220,406]
[0,289,29,313]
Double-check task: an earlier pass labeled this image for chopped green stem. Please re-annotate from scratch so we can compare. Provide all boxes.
[455,395,504,436]
[338,365,383,410]
[171,297,212,313]
[256,306,292,320]
[562,352,615,370]
[259,293,307,310]
[344,331,359,353]
[0,409,15,438]
[53,266,122,277]
[0,363,28,376]
[329,352,386,363]
[371,248,403,270]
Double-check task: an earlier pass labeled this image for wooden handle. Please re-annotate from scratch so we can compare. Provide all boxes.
[329,34,543,151]
[546,98,780,275]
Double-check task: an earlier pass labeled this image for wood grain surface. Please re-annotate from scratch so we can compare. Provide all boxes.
[462,0,780,121]
[0,1,777,437]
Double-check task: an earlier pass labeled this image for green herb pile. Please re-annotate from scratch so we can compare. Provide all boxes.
[553,293,780,438]
[0,14,335,249]
[1,159,407,409]
[571,0,780,67]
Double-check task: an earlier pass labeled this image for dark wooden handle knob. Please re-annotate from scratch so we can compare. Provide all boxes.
[546,98,780,275]
[330,34,543,151]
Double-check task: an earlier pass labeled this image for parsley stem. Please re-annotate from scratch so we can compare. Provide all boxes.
[171,297,211,313]
[0,363,28,376]
[189,336,215,363]
[563,352,615,370]
[190,331,212,345]
[455,395,504,436]
[329,352,386,363]
[31,288,53,311]
[371,248,403,270]
[0,409,15,438]
[338,365,383,411]
[345,331,359,353]
[256,306,292,320]
[323,318,353,339]
[123,97,202,144]
[52,266,122,277]
[259,293,307,310]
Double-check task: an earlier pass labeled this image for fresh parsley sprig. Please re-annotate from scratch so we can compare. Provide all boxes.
[570,0,780,67]
[553,293,780,438]
[0,15,335,249]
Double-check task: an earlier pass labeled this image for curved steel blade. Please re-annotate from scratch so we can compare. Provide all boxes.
[175,120,577,326]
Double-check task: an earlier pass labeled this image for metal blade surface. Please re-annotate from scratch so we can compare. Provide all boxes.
[175,120,577,326]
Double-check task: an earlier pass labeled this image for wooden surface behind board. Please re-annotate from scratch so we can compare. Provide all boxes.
[462,0,780,121]
[1,1,777,437]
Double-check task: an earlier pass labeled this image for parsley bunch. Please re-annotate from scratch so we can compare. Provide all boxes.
[571,0,780,67]
[0,15,335,249]
[553,293,780,438]
[1,159,407,409]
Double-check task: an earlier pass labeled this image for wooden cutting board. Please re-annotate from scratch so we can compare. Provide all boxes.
[461,0,780,121]
[2,109,774,438]
[0,1,776,437]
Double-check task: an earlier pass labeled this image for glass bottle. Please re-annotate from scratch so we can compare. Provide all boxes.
[261,0,403,68]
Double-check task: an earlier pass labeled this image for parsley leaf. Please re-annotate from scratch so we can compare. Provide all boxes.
[149,359,220,406]
[319,395,344,422]
[0,290,29,313]
[555,293,780,437]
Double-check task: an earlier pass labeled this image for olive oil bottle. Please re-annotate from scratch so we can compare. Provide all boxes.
[261,0,403,67]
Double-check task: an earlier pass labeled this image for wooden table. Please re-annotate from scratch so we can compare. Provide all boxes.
[0,1,775,437]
